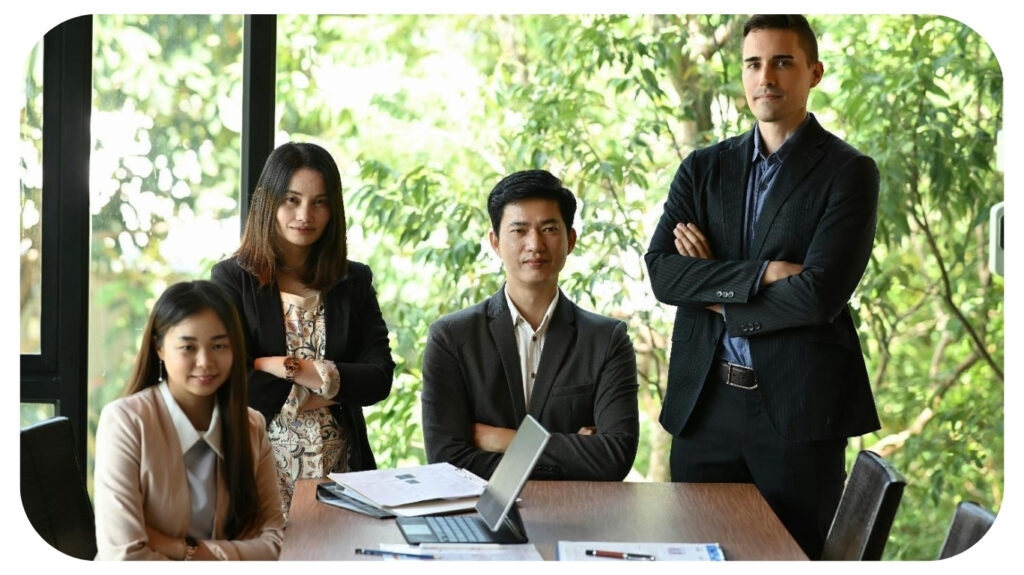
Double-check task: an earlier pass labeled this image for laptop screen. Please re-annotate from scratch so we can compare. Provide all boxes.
[475,414,550,531]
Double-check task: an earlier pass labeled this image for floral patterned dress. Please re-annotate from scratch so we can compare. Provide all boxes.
[266,291,349,518]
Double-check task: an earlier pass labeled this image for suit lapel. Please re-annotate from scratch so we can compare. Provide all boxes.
[718,132,753,260]
[486,289,527,422]
[750,117,827,258]
[527,292,575,418]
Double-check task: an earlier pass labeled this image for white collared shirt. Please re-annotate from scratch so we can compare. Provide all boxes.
[157,382,221,539]
[504,289,559,406]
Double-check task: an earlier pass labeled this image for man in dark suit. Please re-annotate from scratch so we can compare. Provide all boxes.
[422,170,639,481]
[645,15,881,559]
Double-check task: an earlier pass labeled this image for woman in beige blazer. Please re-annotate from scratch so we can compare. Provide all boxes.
[94,281,285,560]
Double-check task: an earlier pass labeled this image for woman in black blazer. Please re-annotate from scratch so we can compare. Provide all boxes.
[212,142,394,517]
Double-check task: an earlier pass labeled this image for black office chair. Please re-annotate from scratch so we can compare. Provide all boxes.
[938,501,996,559]
[820,450,907,561]
[20,416,97,560]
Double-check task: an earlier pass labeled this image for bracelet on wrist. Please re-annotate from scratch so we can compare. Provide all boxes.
[183,536,199,561]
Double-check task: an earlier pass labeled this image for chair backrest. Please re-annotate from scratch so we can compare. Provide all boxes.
[938,501,996,559]
[821,450,907,561]
[20,416,97,560]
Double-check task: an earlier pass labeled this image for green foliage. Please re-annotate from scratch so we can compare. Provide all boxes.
[44,14,1000,560]
[275,15,1001,559]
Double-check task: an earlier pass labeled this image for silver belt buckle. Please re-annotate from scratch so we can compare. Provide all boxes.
[724,362,757,390]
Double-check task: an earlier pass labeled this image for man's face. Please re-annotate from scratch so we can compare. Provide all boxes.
[489,198,576,293]
[742,28,823,132]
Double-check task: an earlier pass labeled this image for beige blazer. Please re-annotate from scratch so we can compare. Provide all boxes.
[94,385,285,560]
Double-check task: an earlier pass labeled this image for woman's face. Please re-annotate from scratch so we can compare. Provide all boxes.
[275,167,331,254]
[156,308,233,408]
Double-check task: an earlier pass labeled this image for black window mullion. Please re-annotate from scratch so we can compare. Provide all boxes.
[19,15,93,481]
[241,14,277,226]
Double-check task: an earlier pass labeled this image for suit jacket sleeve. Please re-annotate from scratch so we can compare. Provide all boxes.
[210,262,289,423]
[645,152,765,309]
[532,320,639,480]
[328,264,394,406]
[202,411,284,560]
[211,260,394,424]
[94,401,168,560]
[421,319,503,477]
[722,154,879,336]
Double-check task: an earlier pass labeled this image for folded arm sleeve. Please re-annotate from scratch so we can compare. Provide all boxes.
[532,321,639,480]
[420,320,503,479]
[724,154,879,337]
[645,155,765,308]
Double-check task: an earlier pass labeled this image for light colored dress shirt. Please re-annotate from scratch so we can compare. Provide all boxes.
[504,289,559,406]
[157,382,221,540]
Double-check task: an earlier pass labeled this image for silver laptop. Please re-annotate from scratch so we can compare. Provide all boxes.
[396,414,550,544]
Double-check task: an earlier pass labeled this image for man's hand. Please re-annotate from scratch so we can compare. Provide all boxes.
[674,223,715,259]
[577,426,597,436]
[761,261,804,286]
[473,423,516,453]
[675,223,723,315]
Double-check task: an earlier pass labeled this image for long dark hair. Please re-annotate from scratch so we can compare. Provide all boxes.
[125,280,260,539]
[235,141,348,289]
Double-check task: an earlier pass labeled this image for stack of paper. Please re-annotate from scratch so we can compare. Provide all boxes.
[557,541,725,561]
[319,462,487,518]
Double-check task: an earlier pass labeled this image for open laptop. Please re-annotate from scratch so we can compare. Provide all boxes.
[396,414,550,544]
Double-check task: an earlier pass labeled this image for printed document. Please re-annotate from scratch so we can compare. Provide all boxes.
[557,541,725,561]
[329,462,486,508]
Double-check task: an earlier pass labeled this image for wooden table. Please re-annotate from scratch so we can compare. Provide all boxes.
[280,479,808,561]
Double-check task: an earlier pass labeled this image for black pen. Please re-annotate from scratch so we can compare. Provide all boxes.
[355,547,437,560]
[585,549,656,561]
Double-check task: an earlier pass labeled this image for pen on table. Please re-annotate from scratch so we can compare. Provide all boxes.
[355,547,437,560]
[585,549,656,561]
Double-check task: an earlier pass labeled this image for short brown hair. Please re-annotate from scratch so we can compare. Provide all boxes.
[743,14,819,65]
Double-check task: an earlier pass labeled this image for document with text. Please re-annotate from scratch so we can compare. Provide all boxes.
[378,543,544,561]
[328,462,486,508]
[557,541,725,561]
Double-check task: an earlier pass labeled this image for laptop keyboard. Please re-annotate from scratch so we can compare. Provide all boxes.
[425,515,490,542]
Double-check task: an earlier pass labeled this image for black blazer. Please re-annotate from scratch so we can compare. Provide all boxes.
[421,287,639,481]
[211,257,395,471]
[645,115,881,442]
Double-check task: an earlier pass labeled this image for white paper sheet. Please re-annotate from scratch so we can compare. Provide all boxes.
[556,540,725,561]
[329,462,486,507]
[378,543,544,561]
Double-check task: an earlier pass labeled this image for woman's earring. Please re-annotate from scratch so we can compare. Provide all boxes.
[158,360,166,383]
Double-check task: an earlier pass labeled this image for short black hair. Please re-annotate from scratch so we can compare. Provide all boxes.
[487,169,577,235]
[743,14,819,65]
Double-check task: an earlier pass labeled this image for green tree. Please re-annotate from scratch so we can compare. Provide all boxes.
[275,15,1001,559]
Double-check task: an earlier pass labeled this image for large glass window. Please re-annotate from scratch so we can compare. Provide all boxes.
[86,15,245,488]
[20,40,43,355]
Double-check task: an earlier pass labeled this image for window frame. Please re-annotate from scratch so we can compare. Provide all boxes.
[19,14,277,482]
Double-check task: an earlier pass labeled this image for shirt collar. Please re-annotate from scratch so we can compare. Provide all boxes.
[505,288,559,333]
[158,381,224,459]
[752,113,812,163]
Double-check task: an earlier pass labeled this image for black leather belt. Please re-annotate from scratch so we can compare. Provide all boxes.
[713,361,758,390]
